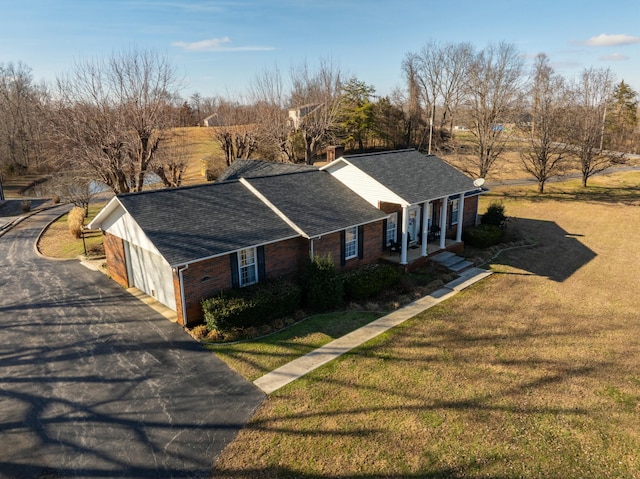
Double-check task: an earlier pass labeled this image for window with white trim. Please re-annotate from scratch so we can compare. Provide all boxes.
[344,226,358,260]
[451,198,460,225]
[238,247,258,286]
[386,213,397,246]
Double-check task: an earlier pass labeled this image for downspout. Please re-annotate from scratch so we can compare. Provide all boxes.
[176,264,189,327]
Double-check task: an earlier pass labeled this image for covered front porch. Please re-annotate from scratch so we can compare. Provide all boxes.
[381,192,467,272]
[379,238,464,272]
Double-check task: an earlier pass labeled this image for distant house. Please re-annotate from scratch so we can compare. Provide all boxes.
[202,114,219,127]
[287,103,322,129]
[89,149,484,327]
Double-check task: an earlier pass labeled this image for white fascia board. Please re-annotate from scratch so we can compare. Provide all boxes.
[169,233,301,269]
[87,196,121,229]
[308,217,386,240]
[418,188,483,205]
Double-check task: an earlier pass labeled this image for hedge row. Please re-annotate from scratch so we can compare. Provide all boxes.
[202,279,301,332]
[202,257,402,332]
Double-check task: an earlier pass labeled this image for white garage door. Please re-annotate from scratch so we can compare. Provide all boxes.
[126,242,176,311]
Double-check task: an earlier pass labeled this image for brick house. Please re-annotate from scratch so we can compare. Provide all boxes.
[89,149,484,327]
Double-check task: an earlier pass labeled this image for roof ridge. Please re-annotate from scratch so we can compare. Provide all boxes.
[342,148,416,159]
[117,178,240,198]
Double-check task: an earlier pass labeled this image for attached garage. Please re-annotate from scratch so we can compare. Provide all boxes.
[125,242,176,311]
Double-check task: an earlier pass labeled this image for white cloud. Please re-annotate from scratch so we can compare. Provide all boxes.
[586,33,640,47]
[172,37,274,52]
[600,52,630,61]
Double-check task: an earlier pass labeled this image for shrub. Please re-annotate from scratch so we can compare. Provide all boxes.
[68,207,86,239]
[20,200,31,212]
[190,324,208,339]
[463,223,504,248]
[343,264,401,300]
[481,202,507,227]
[202,279,301,332]
[51,195,60,204]
[301,255,343,311]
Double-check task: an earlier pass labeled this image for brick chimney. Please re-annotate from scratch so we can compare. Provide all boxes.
[326,145,345,163]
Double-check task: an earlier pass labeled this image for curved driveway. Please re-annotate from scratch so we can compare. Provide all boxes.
[0,206,264,478]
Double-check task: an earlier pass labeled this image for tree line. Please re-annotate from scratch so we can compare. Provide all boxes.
[1,42,638,200]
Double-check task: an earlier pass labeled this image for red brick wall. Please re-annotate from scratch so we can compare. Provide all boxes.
[312,221,384,271]
[177,237,307,326]
[103,232,129,288]
[444,195,479,238]
[463,195,479,227]
[264,238,307,281]
[177,255,232,326]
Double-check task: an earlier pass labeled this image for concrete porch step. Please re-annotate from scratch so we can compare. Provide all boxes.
[431,251,473,273]
[448,259,474,272]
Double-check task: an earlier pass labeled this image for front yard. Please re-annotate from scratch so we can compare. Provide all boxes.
[211,171,640,478]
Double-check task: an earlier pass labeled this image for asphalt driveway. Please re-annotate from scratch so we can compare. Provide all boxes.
[0,206,265,478]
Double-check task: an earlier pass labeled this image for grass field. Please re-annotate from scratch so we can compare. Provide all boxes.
[212,171,640,478]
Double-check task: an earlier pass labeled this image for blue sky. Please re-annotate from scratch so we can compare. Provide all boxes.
[1,0,639,100]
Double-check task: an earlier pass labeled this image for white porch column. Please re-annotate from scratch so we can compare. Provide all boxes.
[400,205,409,265]
[439,196,448,250]
[421,201,430,257]
[456,195,465,242]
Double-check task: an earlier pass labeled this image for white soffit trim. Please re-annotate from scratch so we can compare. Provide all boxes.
[239,177,309,238]
[86,196,121,229]
[325,158,408,207]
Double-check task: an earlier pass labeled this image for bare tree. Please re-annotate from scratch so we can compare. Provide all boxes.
[209,97,258,167]
[0,62,50,175]
[51,168,99,214]
[519,54,572,193]
[568,67,622,187]
[400,54,424,147]
[403,41,473,152]
[154,129,189,188]
[290,60,344,164]
[250,66,298,162]
[51,49,180,194]
[438,42,474,133]
[463,42,524,178]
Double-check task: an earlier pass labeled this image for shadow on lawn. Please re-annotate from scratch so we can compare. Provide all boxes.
[488,217,596,282]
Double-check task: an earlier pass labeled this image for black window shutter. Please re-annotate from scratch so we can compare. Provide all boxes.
[382,218,388,249]
[358,225,364,259]
[340,230,346,266]
[257,245,266,281]
[230,252,239,288]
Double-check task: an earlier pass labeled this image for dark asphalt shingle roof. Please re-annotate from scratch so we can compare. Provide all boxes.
[245,170,387,238]
[217,159,317,182]
[341,149,477,204]
[116,181,298,266]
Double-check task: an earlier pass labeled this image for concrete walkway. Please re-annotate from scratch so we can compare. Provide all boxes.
[254,267,493,394]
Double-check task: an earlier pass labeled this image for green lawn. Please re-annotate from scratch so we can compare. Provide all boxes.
[212,171,640,478]
[208,310,384,382]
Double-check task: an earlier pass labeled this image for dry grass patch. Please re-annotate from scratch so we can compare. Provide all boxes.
[38,203,106,259]
[213,174,640,478]
[168,126,225,184]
